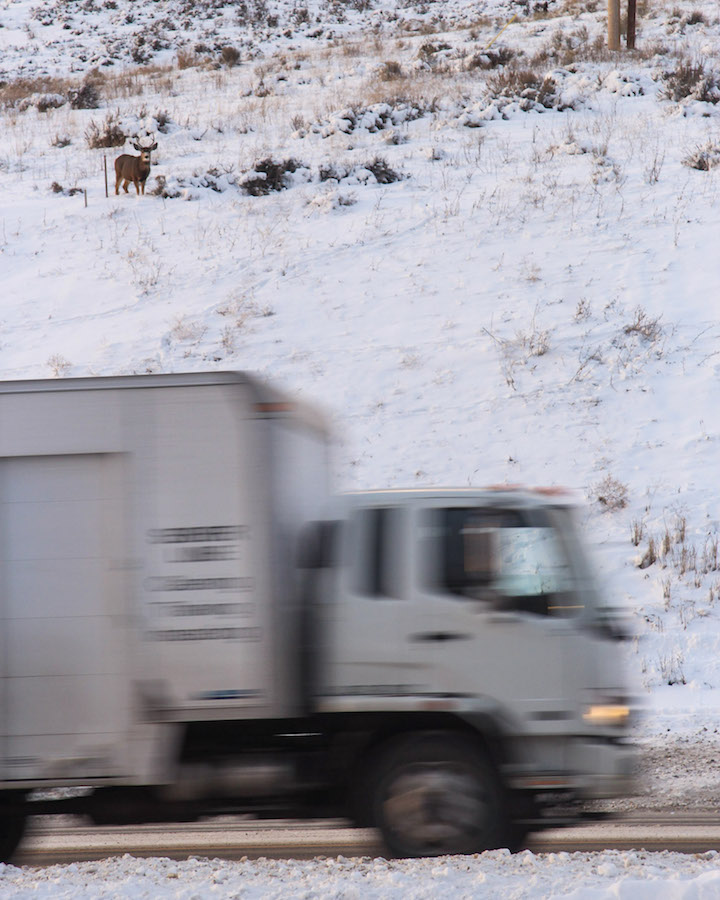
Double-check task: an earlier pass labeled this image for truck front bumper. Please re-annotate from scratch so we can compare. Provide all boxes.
[572,737,637,800]
[508,736,637,801]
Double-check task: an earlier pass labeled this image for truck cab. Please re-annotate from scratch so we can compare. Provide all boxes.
[312,489,635,855]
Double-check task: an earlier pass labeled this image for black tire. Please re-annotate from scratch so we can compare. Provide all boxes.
[0,814,26,863]
[368,733,510,858]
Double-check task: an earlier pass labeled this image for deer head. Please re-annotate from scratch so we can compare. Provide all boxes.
[132,134,158,161]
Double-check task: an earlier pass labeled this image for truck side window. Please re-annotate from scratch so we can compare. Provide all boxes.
[438,508,580,616]
[442,508,516,598]
[353,507,402,599]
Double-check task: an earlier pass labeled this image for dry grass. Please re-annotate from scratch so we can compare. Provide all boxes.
[177,48,208,70]
[0,75,71,109]
[102,63,177,98]
[0,62,180,111]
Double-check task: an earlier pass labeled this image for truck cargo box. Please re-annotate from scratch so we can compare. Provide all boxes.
[0,372,330,786]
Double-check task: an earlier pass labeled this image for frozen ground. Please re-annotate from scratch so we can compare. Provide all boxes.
[3,0,720,892]
[7,850,720,899]
[596,733,720,814]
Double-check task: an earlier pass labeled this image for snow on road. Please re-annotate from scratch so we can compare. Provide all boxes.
[5,850,720,899]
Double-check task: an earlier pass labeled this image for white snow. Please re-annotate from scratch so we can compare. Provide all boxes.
[5,850,720,899]
[3,0,720,892]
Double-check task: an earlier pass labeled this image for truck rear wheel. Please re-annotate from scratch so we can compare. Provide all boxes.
[368,733,509,858]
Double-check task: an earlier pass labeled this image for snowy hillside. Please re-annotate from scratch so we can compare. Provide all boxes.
[2,0,720,891]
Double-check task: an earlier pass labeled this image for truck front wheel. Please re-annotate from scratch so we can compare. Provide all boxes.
[368,733,509,858]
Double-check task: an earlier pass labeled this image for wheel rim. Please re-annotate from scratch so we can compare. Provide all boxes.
[381,762,493,855]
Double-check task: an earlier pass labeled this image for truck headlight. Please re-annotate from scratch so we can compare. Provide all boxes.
[582,704,631,726]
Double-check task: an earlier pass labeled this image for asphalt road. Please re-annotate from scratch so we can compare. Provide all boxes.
[13,814,720,865]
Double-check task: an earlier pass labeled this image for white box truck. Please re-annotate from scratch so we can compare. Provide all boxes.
[0,372,634,859]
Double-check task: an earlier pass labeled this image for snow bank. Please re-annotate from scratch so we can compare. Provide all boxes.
[4,850,720,899]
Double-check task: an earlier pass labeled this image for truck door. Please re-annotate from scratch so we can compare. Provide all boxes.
[412,504,575,723]
[324,504,434,699]
[0,454,133,783]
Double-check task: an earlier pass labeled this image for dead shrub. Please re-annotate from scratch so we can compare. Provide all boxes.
[466,47,515,70]
[531,29,608,67]
[667,7,710,31]
[291,3,310,25]
[379,60,404,81]
[221,45,241,67]
[153,109,173,133]
[193,165,239,192]
[69,79,101,109]
[487,67,559,109]
[593,475,629,510]
[318,162,348,182]
[683,142,720,171]
[622,307,663,342]
[241,158,303,195]
[85,111,126,149]
[50,182,83,196]
[364,156,403,184]
[150,175,182,198]
[36,93,66,112]
[660,61,720,103]
[487,67,537,96]
[309,99,433,139]
[236,0,273,25]
[417,41,451,64]
[47,354,72,377]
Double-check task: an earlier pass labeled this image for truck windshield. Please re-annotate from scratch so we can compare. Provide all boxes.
[437,507,584,617]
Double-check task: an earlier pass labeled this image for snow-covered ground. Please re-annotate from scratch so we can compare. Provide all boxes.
[3,0,720,893]
[7,849,720,899]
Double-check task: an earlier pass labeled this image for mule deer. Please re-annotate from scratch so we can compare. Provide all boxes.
[114,136,157,196]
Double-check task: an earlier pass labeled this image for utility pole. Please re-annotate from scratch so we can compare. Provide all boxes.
[607,0,620,50]
[627,0,637,49]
